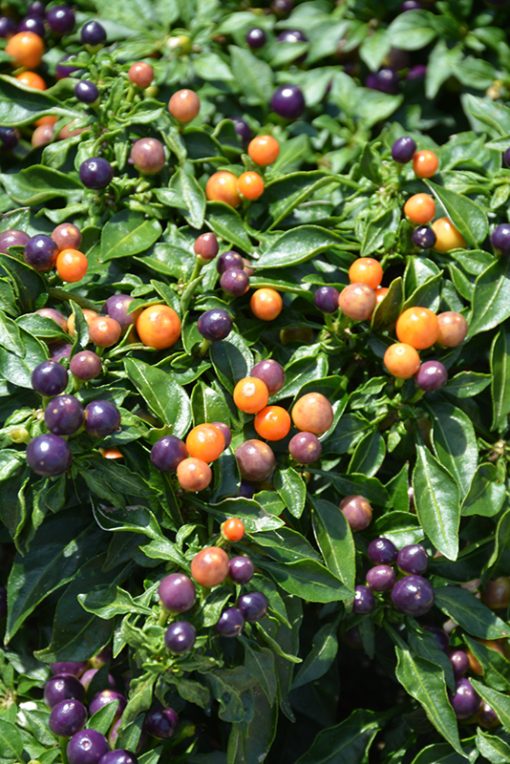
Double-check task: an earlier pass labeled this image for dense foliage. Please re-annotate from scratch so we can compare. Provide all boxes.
[0,0,510,762]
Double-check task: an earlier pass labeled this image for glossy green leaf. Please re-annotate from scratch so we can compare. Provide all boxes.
[101,211,162,261]
[124,358,191,435]
[467,258,510,337]
[425,180,488,247]
[312,498,355,591]
[434,586,510,639]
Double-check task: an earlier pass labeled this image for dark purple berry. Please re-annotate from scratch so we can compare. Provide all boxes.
[272,0,294,15]
[491,223,510,253]
[19,16,45,37]
[47,5,75,34]
[217,250,244,273]
[216,607,244,637]
[374,68,399,94]
[75,80,99,103]
[150,436,187,471]
[239,481,255,498]
[235,439,276,482]
[129,138,165,175]
[0,229,30,252]
[197,309,232,341]
[56,54,79,80]
[210,422,230,449]
[478,702,499,729]
[415,360,448,392]
[67,729,109,764]
[353,584,375,614]
[24,234,58,271]
[80,158,113,189]
[407,64,426,80]
[158,573,196,612]
[233,117,251,146]
[246,28,266,49]
[251,359,284,394]
[44,674,85,708]
[391,135,417,163]
[449,649,469,678]
[50,342,72,362]
[451,678,479,719]
[194,233,218,260]
[0,127,18,151]
[503,148,510,168]
[412,225,436,249]
[367,537,397,564]
[220,268,249,296]
[229,555,254,584]
[70,351,102,381]
[89,690,126,718]
[81,21,106,45]
[271,84,305,120]
[145,707,178,739]
[164,621,196,653]
[314,286,339,313]
[105,294,137,330]
[31,360,68,395]
[289,432,322,464]
[99,752,138,764]
[401,0,421,8]
[84,400,120,438]
[366,565,396,592]
[277,29,307,43]
[51,662,86,677]
[0,17,17,38]
[44,395,83,435]
[237,591,268,622]
[391,575,434,616]
[28,2,45,17]
[397,544,428,574]
[49,699,87,737]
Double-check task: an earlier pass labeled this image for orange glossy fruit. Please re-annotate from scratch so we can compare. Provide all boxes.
[396,307,439,350]
[412,149,439,178]
[431,217,466,253]
[55,248,88,282]
[88,316,122,348]
[437,311,468,347]
[100,448,123,460]
[205,171,241,208]
[128,62,154,88]
[6,32,45,68]
[16,70,46,90]
[31,123,54,148]
[68,309,98,336]
[168,89,200,123]
[248,135,280,166]
[291,392,333,436]
[348,258,383,290]
[233,376,269,414]
[36,115,58,127]
[221,518,245,542]
[338,283,376,321]
[185,423,225,463]
[237,171,264,200]
[136,304,181,350]
[254,405,291,441]
[403,193,436,225]
[384,343,421,379]
[191,546,229,586]
[250,288,283,321]
[176,457,212,492]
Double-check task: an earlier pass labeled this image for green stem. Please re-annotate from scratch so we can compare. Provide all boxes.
[48,288,98,311]
[180,259,206,313]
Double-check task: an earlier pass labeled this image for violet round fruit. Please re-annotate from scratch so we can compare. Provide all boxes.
[229,555,255,584]
[491,223,510,253]
[246,28,266,49]
[272,0,294,15]
[0,17,17,38]
[412,225,436,249]
[271,84,305,119]
[24,234,58,271]
[84,400,120,438]
[353,584,375,614]
[212,421,232,447]
[79,157,113,189]
[44,394,84,435]
[216,607,245,637]
[27,434,71,476]
[366,565,396,592]
[391,575,434,616]
[401,0,422,8]
[164,621,196,653]
[47,5,75,34]
[75,80,99,103]
[89,690,126,717]
[217,250,244,273]
[407,64,426,80]
[340,495,373,532]
[105,294,137,330]
[70,350,102,381]
[415,360,448,392]
[277,29,307,43]
[449,649,469,678]
[251,359,285,394]
[49,699,87,737]
[289,431,322,464]
[314,286,340,313]
[50,342,72,362]
[237,591,268,622]
[197,309,232,341]
[451,678,479,719]
[51,661,87,677]
[150,436,187,471]
[0,127,18,151]
[145,707,178,739]
[478,702,499,729]
[367,537,397,564]
[503,147,510,168]
[0,229,30,252]
[391,135,416,163]
[194,232,218,260]
[36,307,68,331]
[81,20,106,45]
[99,752,138,764]
[31,360,68,396]
[129,137,165,175]
[67,729,109,764]
[158,573,196,613]
[220,268,249,296]
[397,543,428,574]
[44,674,85,708]
[235,439,276,482]
[19,16,45,37]
[80,668,116,692]
[233,117,251,146]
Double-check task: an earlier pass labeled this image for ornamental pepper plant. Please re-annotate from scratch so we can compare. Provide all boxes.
[0,1,509,762]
